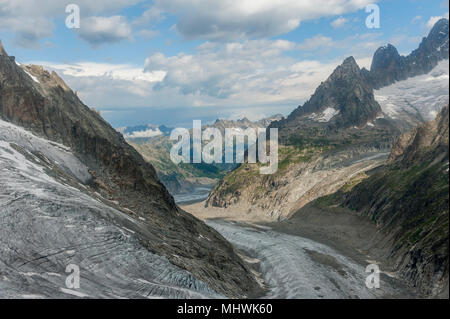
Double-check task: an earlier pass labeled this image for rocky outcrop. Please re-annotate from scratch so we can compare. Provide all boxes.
[368,44,409,88]
[0,41,262,298]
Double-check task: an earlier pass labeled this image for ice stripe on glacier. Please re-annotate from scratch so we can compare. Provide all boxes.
[0,119,91,183]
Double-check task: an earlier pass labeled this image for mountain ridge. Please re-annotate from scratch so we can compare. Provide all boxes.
[367,18,449,89]
[269,18,449,139]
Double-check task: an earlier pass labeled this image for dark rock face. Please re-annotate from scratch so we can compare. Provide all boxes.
[272,56,383,144]
[369,18,449,89]
[369,44,409,88]
[298,57,381,127]
[339,105,449,297]
[0,41,261,298]
[388,105,449,165]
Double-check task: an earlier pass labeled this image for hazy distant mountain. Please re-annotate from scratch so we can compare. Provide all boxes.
[126,114,282,197]
[117,114,283,142]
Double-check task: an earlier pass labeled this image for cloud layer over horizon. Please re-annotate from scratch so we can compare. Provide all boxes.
[1,0,448,125]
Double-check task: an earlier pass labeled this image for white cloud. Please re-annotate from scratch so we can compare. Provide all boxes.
[132,6,166,26]
[331,17,348,28]
[27,61,166,103]
[152,0,376,40]
[124,128,163,138]
[296,32,383,58]
[427,12,449,29]
[77,16,133,46]
[20,30,378,113]
[0,0,143,47]
[37,62,165,83]
[411,15,422,24]
[22,38,342,112]
[144,39,339,107]
[297,35,334,50]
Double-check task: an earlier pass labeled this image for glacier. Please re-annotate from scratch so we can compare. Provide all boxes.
[0,119,222,299]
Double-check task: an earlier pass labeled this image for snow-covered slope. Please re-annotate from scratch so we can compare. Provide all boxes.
[307,108,340,123]
[375,60,449,126]
[0,119,221,299]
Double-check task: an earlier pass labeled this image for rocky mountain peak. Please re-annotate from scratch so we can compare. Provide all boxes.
[369,43,408,88]
[274,55,381,134]
[328,56,361,81]
[342,56,359,67]
[388,104,449,165]
[371,44,402,71]
[428,18,449,48]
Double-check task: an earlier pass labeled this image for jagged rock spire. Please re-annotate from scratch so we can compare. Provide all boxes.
[0,40,7,56]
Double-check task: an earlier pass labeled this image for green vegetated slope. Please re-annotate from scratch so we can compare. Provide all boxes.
[128,116,282,195]
[316,105,449,296]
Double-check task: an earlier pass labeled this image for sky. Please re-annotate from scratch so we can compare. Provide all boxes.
[0,0,448,127]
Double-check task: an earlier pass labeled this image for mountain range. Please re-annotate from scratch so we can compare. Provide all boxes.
[120,115,283,197]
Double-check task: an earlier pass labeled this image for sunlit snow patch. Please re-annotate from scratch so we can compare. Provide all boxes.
[307,108,340,122]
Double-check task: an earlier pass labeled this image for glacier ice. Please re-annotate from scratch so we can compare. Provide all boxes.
[0,119,222,299]
[375,60,449,124]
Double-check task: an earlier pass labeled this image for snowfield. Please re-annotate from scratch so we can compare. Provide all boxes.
[307,108,340,122]
[375,59,449,123]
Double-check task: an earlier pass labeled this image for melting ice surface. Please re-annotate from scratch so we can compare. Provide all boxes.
[206,220,406,299]
[174,187,212,204]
